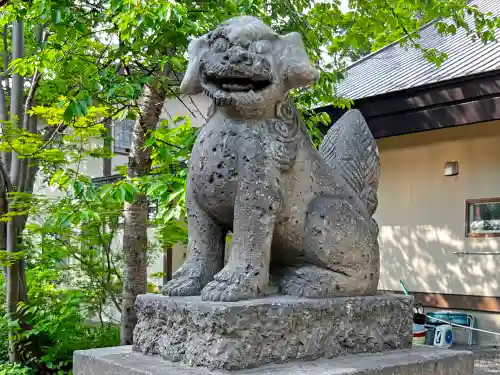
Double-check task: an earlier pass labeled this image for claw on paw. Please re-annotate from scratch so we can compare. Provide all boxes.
[162,277,202,297]
[201,280,260,302]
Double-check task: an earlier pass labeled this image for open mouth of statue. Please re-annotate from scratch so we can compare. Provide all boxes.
[205,75,272,93]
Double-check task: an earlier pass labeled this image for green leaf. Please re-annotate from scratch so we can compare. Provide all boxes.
[111,0,121,11]
[59,212,73,227]
[163,207,176,222]
[75,21,86,33]
[78,100,88,116]
[49,169,64,186]
[170,56,183,70]
[166,189,183,204]
[63,103,74,123]
[144,135,156,148]
[118,184,127,202]
[99,184,114,199]
[146,182,166,196]
[121,181,139,198]
[73,101,82,117]
[73,180,84,197]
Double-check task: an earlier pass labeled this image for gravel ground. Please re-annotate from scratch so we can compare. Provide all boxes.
[451,346,500,375]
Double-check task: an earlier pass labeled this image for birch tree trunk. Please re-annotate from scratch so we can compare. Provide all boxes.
[120,80,167,345]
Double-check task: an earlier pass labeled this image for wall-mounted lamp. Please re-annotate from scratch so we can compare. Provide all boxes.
[444,161,459,176]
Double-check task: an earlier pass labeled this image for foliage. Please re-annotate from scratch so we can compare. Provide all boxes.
[31,174,124,319]
[144,117,197,248]
[0,103,128,372]
[0,362,34,375]
[0,249,121,374]
[0,314,7,362]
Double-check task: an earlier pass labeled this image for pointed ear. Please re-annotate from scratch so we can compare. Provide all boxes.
[180,35,209,95]
[278,32,319,90]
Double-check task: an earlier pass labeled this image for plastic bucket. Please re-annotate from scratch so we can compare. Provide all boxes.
[425,326,436,345]
[413,330,426,345]
[433,324,453,348]
[413,323,425,332]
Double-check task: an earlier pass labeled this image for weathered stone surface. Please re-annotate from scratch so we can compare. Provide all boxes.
[132,294,413,370]
[162,16,381,302]
[73,345,474,375]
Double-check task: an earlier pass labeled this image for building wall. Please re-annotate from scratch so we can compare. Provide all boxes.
[376,121,500,345]
[376,120,500,297]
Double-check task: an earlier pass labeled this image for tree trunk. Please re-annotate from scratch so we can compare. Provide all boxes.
[1,25,10,171]
[163,247,173,285]
[0,26,8,281]
[120,80,167,345]
[0,162,9,281]
[9,20,24,184]
[5,21,48,364]
[6,19,25,364]
[0,26,7,124]
[103,117,112,176]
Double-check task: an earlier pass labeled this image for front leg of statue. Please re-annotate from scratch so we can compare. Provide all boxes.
[201,155,282,302]
[162,182,226,297]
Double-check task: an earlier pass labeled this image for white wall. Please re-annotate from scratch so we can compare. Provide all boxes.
[161,94,211,128]
[376,121,500,346]
[376,121,500,297]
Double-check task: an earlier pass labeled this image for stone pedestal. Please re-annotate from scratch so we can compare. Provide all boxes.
[132,294,413,370]
[73,345,474,375]
[73,293,474,375]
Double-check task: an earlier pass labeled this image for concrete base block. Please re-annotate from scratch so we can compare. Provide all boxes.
[133,294,413,370]
[73,345,474,375]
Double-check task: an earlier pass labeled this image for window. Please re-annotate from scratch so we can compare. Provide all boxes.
[92,174,124,187]
[114,119,135,153]
[465,198,500,237]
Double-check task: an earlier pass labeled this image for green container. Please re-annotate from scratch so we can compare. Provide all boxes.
[426,311,469,326]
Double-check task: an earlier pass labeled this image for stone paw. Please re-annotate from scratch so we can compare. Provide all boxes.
[279,273,317,298]
[200,279,260,301]
[279,265,347,298]
[162,276,202,297]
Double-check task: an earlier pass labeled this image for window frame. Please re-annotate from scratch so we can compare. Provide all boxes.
[113,118,135,155]
[465,197,500,238]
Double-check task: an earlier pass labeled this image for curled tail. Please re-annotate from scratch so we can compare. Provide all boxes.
[318,109,380,216]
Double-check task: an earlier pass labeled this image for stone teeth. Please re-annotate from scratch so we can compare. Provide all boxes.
[222,83,253,91]
[203,88,213,98]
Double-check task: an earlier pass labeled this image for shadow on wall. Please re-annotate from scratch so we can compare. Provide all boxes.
[379,225,499,297]
[378,224,500,345]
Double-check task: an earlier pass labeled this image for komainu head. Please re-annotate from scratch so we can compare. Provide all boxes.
[180,16,319,110]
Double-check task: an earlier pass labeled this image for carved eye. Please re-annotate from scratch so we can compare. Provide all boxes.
[213,38,229,53]
[249,40,272,54]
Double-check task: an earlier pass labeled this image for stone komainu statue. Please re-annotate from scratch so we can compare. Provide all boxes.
[163,16,380,302]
